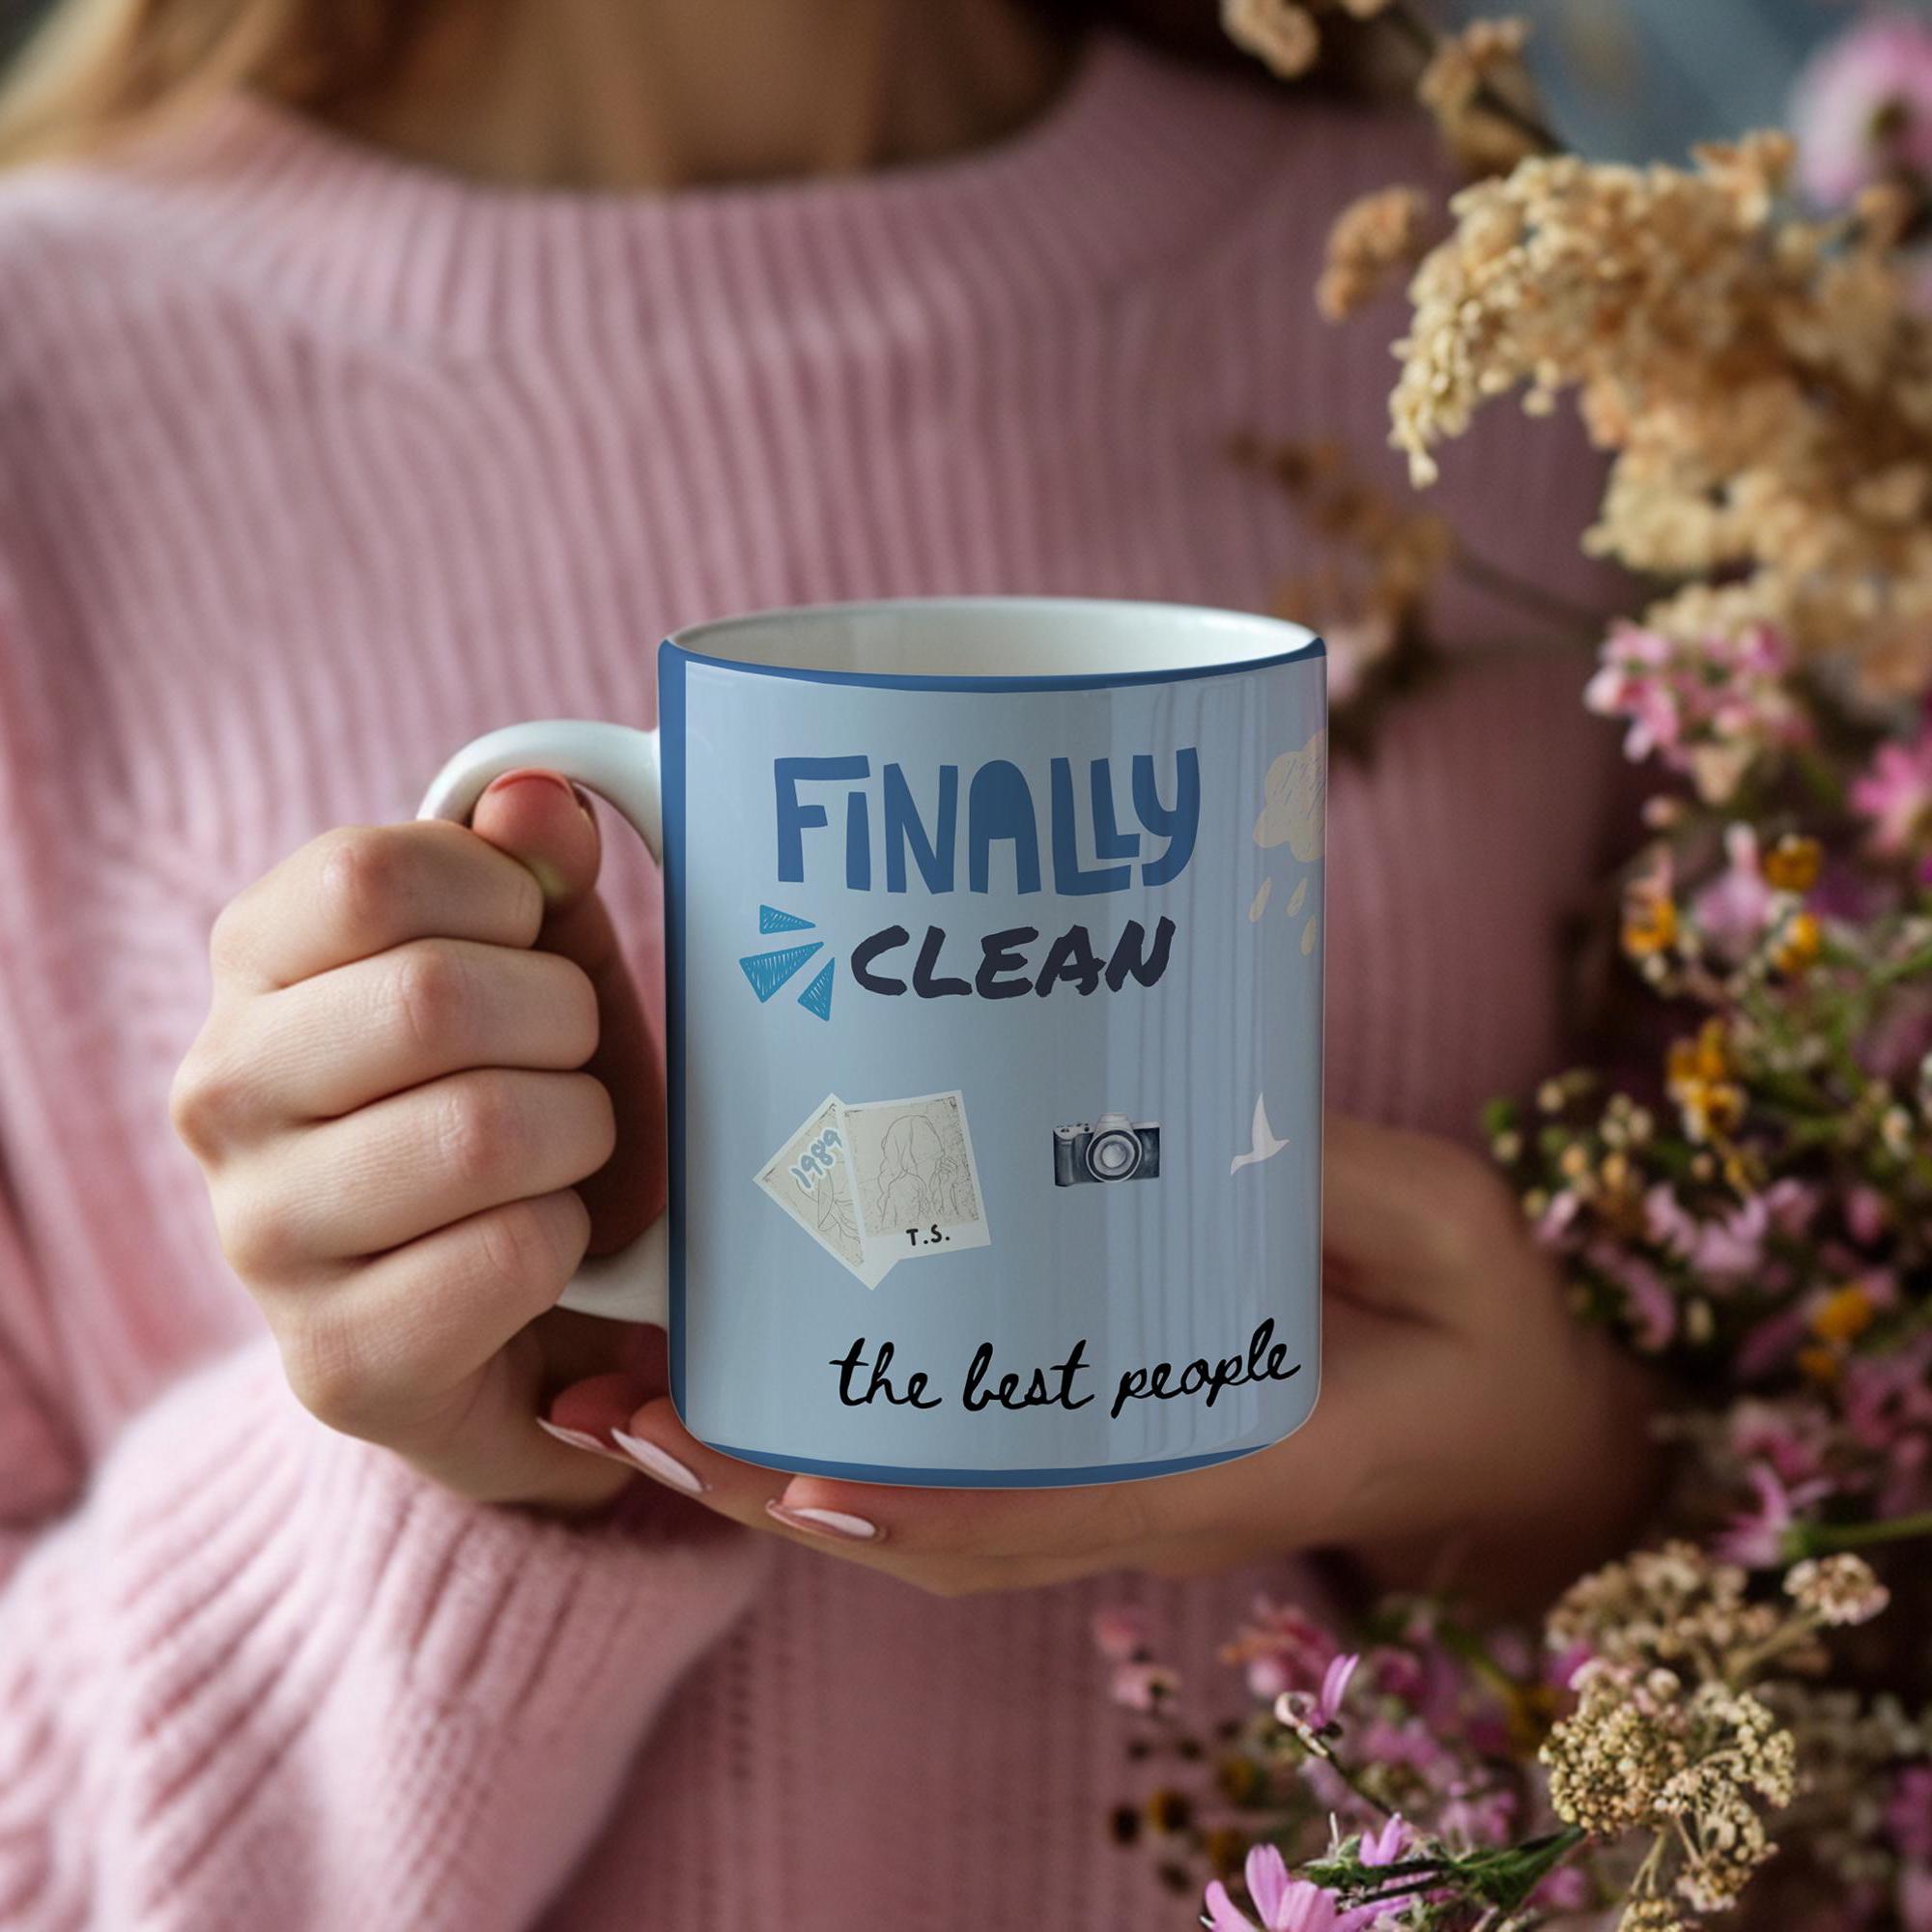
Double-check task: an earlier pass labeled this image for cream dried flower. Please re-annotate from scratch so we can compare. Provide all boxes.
[1546,1542,1780,1672]
[1390,136,1932,698]
[1659,1682,1798,1821]
[1222,0,1321,79]
[1785,1553,1890,1626]
[1417,17,1541,173]
[1543,1661,1690,1834]
[1545,1662,1800,1916]
[1319,185,1435,320]
[1617,1904,1689,1932]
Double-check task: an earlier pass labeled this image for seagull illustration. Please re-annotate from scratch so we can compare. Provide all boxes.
[1230,1093,1289,1175]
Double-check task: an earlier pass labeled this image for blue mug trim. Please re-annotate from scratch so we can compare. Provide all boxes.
[692,1438,1271,1489]
[656,614,1322,1480]
[665,595,1324,695]
[662,643,691,1418]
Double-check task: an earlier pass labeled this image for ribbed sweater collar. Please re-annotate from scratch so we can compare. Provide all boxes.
[106,33,1289,353]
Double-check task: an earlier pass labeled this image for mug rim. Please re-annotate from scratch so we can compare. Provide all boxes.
[663,595,1324,693]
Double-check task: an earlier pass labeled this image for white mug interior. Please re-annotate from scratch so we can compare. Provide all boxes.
[668,596,1320,680]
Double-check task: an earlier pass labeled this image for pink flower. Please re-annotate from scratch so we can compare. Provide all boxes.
[1091,1606,1150,1662]
[1222,1599,1341,1702]
[1902,1863,1932,1932]
[1584,622,1808,803]
[1847,1182,1893,1244]
[1349,1816,1422,1918]
[1728,1399,1829,1487]
[1737,1307,1809,1382]
[1321,613,1398,710]
[1107,1661,1178,1713]
[1435,1782,1517,1848]
[1642,1185,1771,1284]
[1691,824,1776,958]
[1716,1463,1833,1568]
[1358,1815,1411,1868]
[1851,726,1932,879]
[1535,1865,1593,1913]
[1762,1178,1822,1240]
[1205,1848,1348,1932]
[1584,1237,1677,1350]
[1791,12,1932,208]
[1889,1767,1932,1862]
[1534,1188,1582,1244]
[1276,1652,1359,1734]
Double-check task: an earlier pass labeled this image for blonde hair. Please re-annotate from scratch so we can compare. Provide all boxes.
[0,0,438,166]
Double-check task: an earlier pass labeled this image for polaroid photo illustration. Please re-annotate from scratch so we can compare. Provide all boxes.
[757,1088,991,1288]
[844,1090,992,1265]
[755,1093,892,1288]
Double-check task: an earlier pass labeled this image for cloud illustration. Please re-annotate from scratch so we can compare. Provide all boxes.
[1253,732,1326,862]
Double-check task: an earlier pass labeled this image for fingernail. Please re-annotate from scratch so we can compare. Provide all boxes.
[536,1417,633,1465]
[611,1430,708,1494]
[482,768,579,807]
[764,1498,882,1543]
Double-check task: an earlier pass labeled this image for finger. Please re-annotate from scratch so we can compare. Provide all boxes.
[469,772,664,1251]
[599,1398,1215,1564]
[213,820,549,992]
[467,769,603,918]
[266,1187,595,1438]
[585,1398,1248,1590]
[224,1066,614,1270]
[1322,1112,1520,1319]
[218,939,600,1126]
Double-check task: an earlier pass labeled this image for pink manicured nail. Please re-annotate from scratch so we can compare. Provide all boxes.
[611,1430,708,1494]
[765,1499,882,1542]
[482,768,577,805]
[535,1417,632,1465]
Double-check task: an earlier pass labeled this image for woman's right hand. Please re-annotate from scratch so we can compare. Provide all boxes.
[169,770,663,1510]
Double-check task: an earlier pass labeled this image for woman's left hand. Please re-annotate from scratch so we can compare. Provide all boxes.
[554,1114,1658,1607]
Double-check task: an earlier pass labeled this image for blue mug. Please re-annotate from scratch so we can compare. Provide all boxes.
[418,598,1326,1488]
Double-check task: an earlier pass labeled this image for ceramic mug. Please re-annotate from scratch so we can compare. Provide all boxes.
[418,597,1326,1488]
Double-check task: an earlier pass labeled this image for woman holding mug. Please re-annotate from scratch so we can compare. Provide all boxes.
[0,1,1650,1923]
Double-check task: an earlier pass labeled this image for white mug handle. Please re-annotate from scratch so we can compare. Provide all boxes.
[416,720,669,1325]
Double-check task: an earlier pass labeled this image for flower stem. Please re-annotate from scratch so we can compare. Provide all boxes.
[1378,0,1568,159]
[1790,1511,1932,1556]
[1449,544,1606,639]
[1870,941,1932,989]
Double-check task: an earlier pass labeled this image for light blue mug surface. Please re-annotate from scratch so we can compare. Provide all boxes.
[659,599,1326,1486]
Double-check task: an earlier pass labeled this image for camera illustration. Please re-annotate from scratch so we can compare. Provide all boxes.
[1053,1113,1161,1186]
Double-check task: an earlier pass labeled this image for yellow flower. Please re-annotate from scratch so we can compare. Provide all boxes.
[1667,1021,1746,1141]
[1669,1019,1734,1087]
[1769,910,1822,975]
[1505,1680,1560,1753]
[1761,834,1822,894]
[1204,1827,1250,1877]
[1797,1345,1843,1388]
[1810,1283,1876,1346]
[1146,1788,1193,1833]
[1623,892,1680,958]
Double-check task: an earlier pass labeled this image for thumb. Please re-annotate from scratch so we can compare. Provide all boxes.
[469,769,665,1252]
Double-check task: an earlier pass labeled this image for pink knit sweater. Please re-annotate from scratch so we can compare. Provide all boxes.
[0,36,1619,1930]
